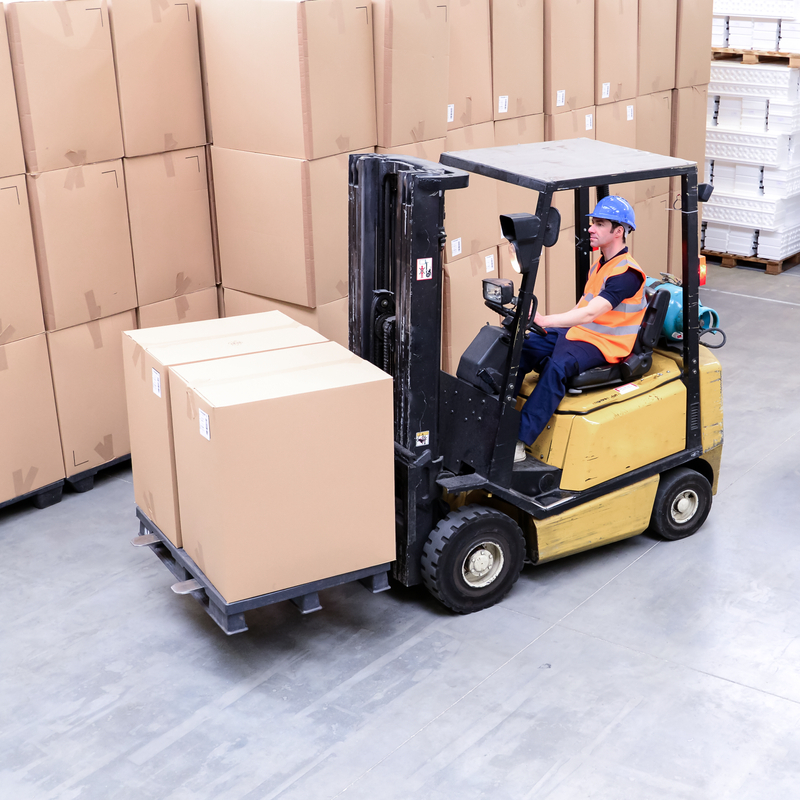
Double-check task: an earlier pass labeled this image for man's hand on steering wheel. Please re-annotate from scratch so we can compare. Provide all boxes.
[526,311,548,338]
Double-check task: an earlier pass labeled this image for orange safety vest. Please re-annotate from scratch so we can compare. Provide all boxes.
[566,252,648,363]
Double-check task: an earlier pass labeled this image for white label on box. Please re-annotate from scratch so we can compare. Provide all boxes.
[451,238,462,258]
[627,104,634,121]
[416,257,433,281]
[602,82,611,99]
[585,113,593,131]
[199,409,210,441]
[556,90,566,107]
[415,431,430,447]
[152,368,161,398]
[485,254,495,273]
[447,104,455,123]
[498,95,509,114]
[614,383,638,395]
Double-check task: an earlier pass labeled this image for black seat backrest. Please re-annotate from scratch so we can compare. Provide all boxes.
[634,288,670,355]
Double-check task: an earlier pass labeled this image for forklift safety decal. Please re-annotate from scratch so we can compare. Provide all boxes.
[614,383,638,395]
[199,409,211,441]
[415,431,430,447]
[416,258,433,281]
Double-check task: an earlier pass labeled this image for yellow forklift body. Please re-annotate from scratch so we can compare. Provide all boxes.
[532,475,659,563]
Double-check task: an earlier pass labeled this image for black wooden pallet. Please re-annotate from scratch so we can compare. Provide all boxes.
[67,454,131,493]
[0,480,64,513]
[132,507,391,635]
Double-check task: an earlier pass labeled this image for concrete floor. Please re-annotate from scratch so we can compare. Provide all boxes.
[2,263,800,799]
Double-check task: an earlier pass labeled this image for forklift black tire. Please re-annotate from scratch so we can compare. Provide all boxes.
[649,467,712,541]
[421,505,526,614]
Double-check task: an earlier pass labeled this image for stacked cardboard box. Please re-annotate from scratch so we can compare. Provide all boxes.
[201,0,377,341]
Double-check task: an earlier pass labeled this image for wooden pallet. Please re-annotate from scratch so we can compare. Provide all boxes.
[702,248,800,275]
[712,47,800,68]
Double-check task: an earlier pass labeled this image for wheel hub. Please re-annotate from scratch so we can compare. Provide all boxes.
[671,489,699,523]
[462,542,504,589]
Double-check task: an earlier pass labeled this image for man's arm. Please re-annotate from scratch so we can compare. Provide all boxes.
[534,295,612,330]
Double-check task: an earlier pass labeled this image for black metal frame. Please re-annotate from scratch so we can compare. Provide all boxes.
[349,149,705,588]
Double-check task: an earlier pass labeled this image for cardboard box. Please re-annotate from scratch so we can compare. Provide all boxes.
[223,289,349,349]
[671,85,708,183]
[544,108,596,228]
[48,310,136,478]
[499,239,547,315]
[545,226,578,314]
[201,0,376,160]
[109,0,206,157]
[636,91,673,202]
[375,138,445,161]
[27,160,137,332]
[595,0,637,106]
[631,193,670,278]
[125,147,215,307]
[373,0,450,148]
[137,288,219,330]
[169,341,396,602]
[667,186,702,277]
[6,0,123,174]
[448,0,492,130]
[595,100,637,208]
[0,5,24,180]
[543,0,594,115]
[0,174,45,345]
[212,145,360,308]
[491,0,543,121]
[638,0,677,95]
[122,311,326,547]
[675,0,713,89]
[0,334,64,505]
[442,245,499,374]
[443,122,500,260]
[494,114,544,219]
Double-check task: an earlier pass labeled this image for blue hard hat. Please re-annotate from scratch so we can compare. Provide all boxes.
[588,195,636,231]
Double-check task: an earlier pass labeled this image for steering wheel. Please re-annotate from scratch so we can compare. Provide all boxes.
[526,318,548,337]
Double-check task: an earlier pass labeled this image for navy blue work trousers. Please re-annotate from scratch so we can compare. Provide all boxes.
[516,328,607,445]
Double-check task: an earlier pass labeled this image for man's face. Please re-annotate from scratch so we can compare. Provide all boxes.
[588,217,618,250]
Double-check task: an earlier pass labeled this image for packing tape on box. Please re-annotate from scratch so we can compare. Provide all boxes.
[186,389,197,420]
[144,490,156,521]
[12,466,39,497]
[85,290,102,321]
[329,0,346,35]
[0,321,16,345]
[55,3,74,37]
[175,295,190,321]
[63,166,85,191]
[94,434,114,462]
[151,0,170,24]
[411,121,426,143]
[174,272,192,295]
[162,151,176,178]
[0,347,7,372]
[86,320,104,350]
[164,133,179,151]
[131,343,147,381]
[336,134,350,151]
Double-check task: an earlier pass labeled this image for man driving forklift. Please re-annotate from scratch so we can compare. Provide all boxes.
[514,196,647,462]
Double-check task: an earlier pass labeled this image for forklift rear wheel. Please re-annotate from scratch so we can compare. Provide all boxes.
[649,467,712,541]
[421,505,526,614]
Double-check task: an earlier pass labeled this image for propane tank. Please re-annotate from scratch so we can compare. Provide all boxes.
[645,276,720,343]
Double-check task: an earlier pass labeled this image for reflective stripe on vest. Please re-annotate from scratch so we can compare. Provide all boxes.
[566,253,648,363]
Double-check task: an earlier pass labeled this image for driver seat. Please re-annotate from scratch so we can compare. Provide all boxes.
[565,287,670,394]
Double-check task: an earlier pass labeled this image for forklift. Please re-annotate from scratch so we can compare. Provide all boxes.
[348,139,723,614]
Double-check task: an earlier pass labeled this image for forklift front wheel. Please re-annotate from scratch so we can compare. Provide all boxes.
[421,505,526,614]
[649,467,712,541]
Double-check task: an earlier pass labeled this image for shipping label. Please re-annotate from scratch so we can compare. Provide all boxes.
[199,409,211,441]
[485,254,495,273]
[152,368,161,398]
[498,95,509,114]
[556,90,566,107]
[451,238,462,258]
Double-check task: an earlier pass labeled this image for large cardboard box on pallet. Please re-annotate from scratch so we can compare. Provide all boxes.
[594,0,637,106]
[200,0,376,160]
[6,0,123,174]
[27,160,137,332]
[0,5,24,180]
[671,85,708,183]
[675,0,713,89]
[373,0,450,148]
[447,0,492,131]
[543,0,594,115]
[125,147,215,307]
[595,100,637,208]
[122,311,326,548]
[545,226,578,314]
[443,122,500,261]
[494,115,544,219]
[169,341,396,602]
[490,0,543,122]
[108,0,206,157]
[0,334,64,506]
[137,287,219,330]
[442,245,499,374]
[222,289,349,348]
[48,310,136,479]
[638,0,677,95]
[0,174,45,345]
[212,145,360,308]
[636,91,673,202]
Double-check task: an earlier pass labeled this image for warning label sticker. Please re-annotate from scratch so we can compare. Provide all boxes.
[614,384,638,395]
[416,258,433,281]
[415,431,430,447]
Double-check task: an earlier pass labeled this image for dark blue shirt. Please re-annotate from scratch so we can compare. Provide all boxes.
[596,247,644,308]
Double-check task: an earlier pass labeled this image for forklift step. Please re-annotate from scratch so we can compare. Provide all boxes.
[511,458,562,497]
[437,474,488,493]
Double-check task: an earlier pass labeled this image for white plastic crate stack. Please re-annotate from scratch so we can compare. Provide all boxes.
[706,3,800,260]
[712,0,800,52]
